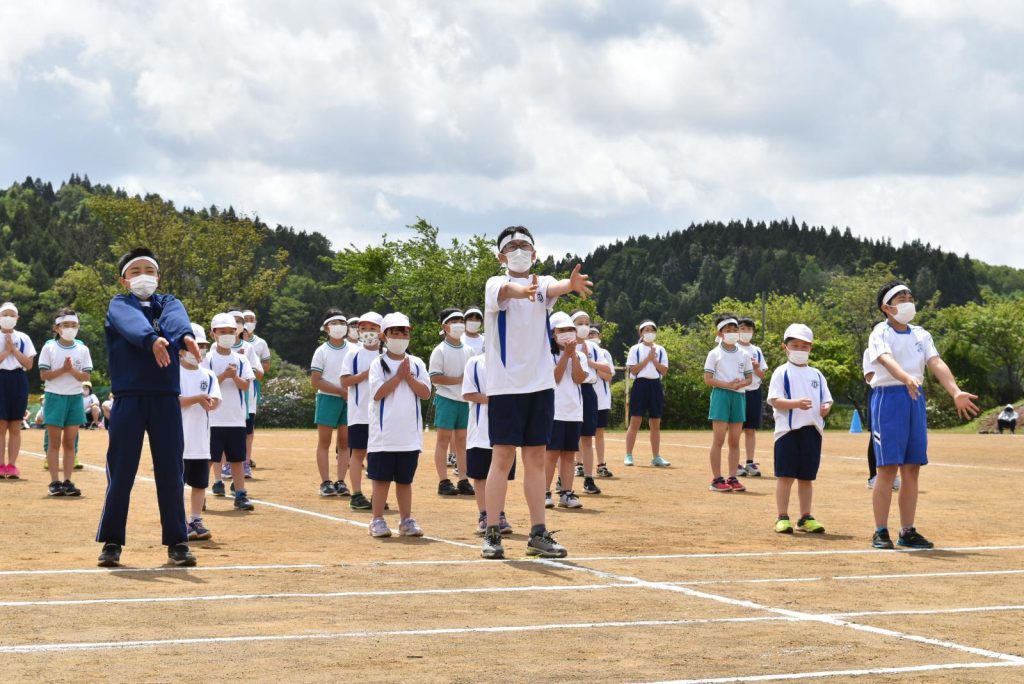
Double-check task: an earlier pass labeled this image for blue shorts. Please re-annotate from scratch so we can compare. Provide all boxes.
[245,413,255,435]
[774,425,822,480]
[0,369,29,422]
[597,409,610,429]
[743,387,763,429]
[581,384,598,437]
[210,426,247,463]
[466,447,516,481]
[348,423,369,451]
[367,450,419,485]
[871,385,928,466]
[629,378,664,419]
[488,389,554,447]
[548,420,582,453]
[183,459,210,489]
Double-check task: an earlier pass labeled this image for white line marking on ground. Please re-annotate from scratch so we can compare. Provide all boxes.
[838,455,1019,473]
[667,568,1024,587]
[0,564,324,577]
[645,661,1024,683]
[827,604,1024,619]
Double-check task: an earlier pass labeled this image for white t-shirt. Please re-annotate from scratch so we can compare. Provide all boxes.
[38,340,93,395]
[580,340,601,385]
[310,340,352,398]
[248,334,272,364]
[767,362,833,440]
[866,322,939,388]
[739,343,769,391]
[429,340,474,402]
[484,274,559,396]
[83,393,99,410]
[180,365,222,459]
[626,343,668,380]
[367,353,431,452]
[0,330,36,371]
[461,354,490,450]
[202,350,255,428]
[341,345,381,426]
[703,344,753,393]
[862,348,873,380]
[233,340,262,414]
[553,349,587,422]
[463,334,485,355]
[596,346,614,411]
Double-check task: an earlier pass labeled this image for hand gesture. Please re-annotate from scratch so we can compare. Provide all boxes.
[522,274,539,302]
[152,337,172,368]
[201,396,216,411]
[62,356,74,371]
[647,346,657,360]
[568,264,593,299]
[904,376,921,401]
[184,336,203,362]
[953,391,979,420]
[820,402,832,418]
[796,397,813,411]
[397,357,411,379]
[730,378,745,390]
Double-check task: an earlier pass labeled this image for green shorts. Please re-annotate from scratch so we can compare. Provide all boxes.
[434,394,469,431]
[708,387,746,423]
[314,393,347,427]
[43,392,86,427]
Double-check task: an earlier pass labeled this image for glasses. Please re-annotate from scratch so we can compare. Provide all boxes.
[501,241,534,254]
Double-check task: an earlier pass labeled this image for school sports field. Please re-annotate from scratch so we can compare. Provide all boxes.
[1,429,1022,683]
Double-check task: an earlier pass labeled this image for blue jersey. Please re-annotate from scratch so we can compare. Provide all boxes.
[105,292,193,396]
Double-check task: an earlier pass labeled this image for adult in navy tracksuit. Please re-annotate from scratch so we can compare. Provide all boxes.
[96,248,203,568]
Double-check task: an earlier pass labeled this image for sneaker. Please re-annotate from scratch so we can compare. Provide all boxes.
[726,476,746,492]
[0,464,10,478]
[243,463,253,479]
[774,517,794,534]
[438,478,459,496]
[498,512,513,535]
[48,481,65,496]
[574,463,585,477]
[97,543,122,567]
[544,491,554,508]
[736,466,748,478]
[582,476,602,495]
[368,517,392,538]
[167,543,197,567]
[897,527,934,549]
[709,477,732,493]
[651,455,671,467]
[623,454,634,466]
[230,482,236,493]
[746,463,762,477]
[596,463,613,478]
[892,477,901,491]
[248,459,256,469]
[211,480,225,497]
[349,492,372,510]
[399,517,424,537]
[797,516,825,533]
[482,527,504,559]
[558,491,583,509]
[872,528,895,549]
[334,480,350,497]
[62,480,81,497]
[74,458,84,470]
[319,480,337,497]
[453,464,459,477]
[526,529,568,558]
[456,479,475,496]
[233,491,254,511]
[475,511,487,536]
[446,452,457,468]
[221,463,231,478]
[187,518,212,541]
[6,465,19,480]
[867,476,876,489]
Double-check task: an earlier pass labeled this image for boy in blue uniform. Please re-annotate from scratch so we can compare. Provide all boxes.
[96,248,203,567]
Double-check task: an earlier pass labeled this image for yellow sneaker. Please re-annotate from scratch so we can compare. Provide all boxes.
[797,516,825,533]
[774,518,794,534]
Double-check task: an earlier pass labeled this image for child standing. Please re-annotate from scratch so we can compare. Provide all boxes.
[624,321,670,467]
[737,317,768,477]
[229,310,263,478]
[310,308,352,497]
[366,313,432,538]
[340,311,383,510]
[767,324,832,533]
[179,323,221,540]
[0,302,36,480]
[704,314,753,492]
[588,326,615,478]
[242,309,272,468]
[429,308,475,496]
[37,308,91,495]
[463,306,485,355]
[570,311,608,495]
[866,282,978,549]
[545,312,588,510]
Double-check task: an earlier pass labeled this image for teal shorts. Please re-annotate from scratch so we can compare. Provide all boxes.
[314,393,348,428]
[43,392,86,427]
[708,387,746,423]
[434,394,469,431]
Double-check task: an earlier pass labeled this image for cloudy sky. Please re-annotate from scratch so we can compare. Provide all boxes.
[1,1,1022,265]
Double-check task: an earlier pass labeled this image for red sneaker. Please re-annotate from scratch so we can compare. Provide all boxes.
[0,464,9,478]
[726,476,746,492]
[6,464,20,480]
[709,477,732,492]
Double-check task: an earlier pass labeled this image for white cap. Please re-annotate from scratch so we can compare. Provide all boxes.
[211,313,237,330]
[359,311,384,327]
[549,311,574,329]
[783,323,814,344]
[637,320,657,332]
[227,309,244,320]
[190,322,208,344]
[0,302,17,315]
[382,312,411,331]
[570,310,590,323]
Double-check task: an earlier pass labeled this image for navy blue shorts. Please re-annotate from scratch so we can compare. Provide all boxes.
[367,450,420,485]
[743,387,763,429]
[183,459,210,489]
[0,369,29,422]
[348,423,369,450]
[548,420,582,453]
[245,413,255,435]
[597,409,610,429]
[580,384,598,437]
[488,389,555,447]
[871,385,928,466]
[774,425,822,480]
[466,447,516,481]
[629,378,664,419]
[210,426,247,463]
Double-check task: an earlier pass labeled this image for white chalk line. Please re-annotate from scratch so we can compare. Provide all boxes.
[838,455,1019,473]
[0,563,324,577]
[645,661,1024,684]
[667,567,1024,587]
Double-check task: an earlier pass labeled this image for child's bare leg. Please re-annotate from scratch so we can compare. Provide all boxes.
[897,464,921,530]
[230,462,246,492]
[485,447,515,528]
[545,450,559,490]
[580,436,594,475]
[349,449,366,492]
[709,421,728,478]
[726,422,743,475]
[434,429,452,480]
[334,426,349,481]
[315,425,334,481]
[797,479,814,517]
[61,426,79,481]
[559,452,575,491]
[776,477,794,516]
[453,429,468,480]
[371,480,390,518]
[872,465,898,528]
[395,483,413,519]
[649,418,661,454]
[190,486,205,519]
[46,425,62,481]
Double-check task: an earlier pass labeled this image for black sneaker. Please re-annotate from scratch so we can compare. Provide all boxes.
[334,480,350,496]
[211,480,225,497]
[62,480,81,497]
[167,543,197,567]
[438,479,459,496]
[872,528,895,549]
[97,543,122,567]
[596,463,613,478]
[574,463,584,477]
[456,479,475,495]
[48,481,65,497]
[234,491,254,511]
[583,476,602,495]
[73,462,84,470]
[897,527,935,549]
[187,518,212,541]
[482,527,504,560]
[319,480,337,497]
[349,492,372,510]
[526,529,568,558]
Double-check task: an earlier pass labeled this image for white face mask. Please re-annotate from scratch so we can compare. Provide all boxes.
[739,331,753,343]
[327,324,347,340]
[556,331,576,346]
[182,352,199,366]
[60,327,78,342]
[359,330,379,346]
[575,324,590,339]
[347,328,359,341]
[217,334,236,348]
[787,349,810,365]
[642,332,656,343]
[892,302,916,325]
[386,338,409,355]
[128,274,158,299]
[505,248,534,273]
[722,332,740,345]
[244,321,256,333]
[448,323,465,339]
[466,320,482,333]
[0,316,15,330]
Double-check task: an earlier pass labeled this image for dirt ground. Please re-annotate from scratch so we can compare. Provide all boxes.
[0,427,1022,683]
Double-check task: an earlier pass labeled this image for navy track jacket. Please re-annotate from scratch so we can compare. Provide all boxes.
[105,293,194,396]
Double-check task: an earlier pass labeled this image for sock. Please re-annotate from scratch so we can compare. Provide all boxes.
[746,460,754,464]
[777,514,790,520]
[189,515,201,523]
[530,523,546,538]
[584,473,593,478]
[901,526,914,535]
[876,526,888,533]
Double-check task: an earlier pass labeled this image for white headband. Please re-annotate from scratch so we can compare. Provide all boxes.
[498,231,534,252]
[0,302,17,315]
[323,315,347,327]
[55,314,79,325]
[570,311,589,323]
[120,256,159,277]
[716,318,739,331]
[882,284,910,305]
[442,310,464,325]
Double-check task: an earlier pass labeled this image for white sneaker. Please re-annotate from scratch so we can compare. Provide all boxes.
[368,517,392,538]
[623,454,634,466]
[559,491,583,509]
[736,466,748,478]
[867,476,876,489]
[446,453,456,468]
[544,491,554,509]
[651,455,671,467]
[399,517,423,537]
[746,463,762,477]
[892,477,901,491]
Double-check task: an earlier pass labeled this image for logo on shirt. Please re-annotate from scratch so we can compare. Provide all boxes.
[915,342,924,353]
[811,379,819,389]
[200,380,209,392]
[536,292,544,303]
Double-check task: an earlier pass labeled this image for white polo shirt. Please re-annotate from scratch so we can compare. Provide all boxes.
[0,330,36,371]
[484,274,559,396]
[180,365,222,459]
[429,339,474,402]
[341,345,381,426]
[553,349,587,422]
[310,340,351,397]
[580,340,601,385]
[367,353,431,452]
[866,322,939,388]
[739,343,769,391]
[461,354,490,450]
[38,340,93,395]
[626,342,668,380]
[596,346,614,411]
[463,334,485,355]
[202,350,255,428]
[703,344,753,392]
[233,339,262,413]
[767,362,833,440]
[248,334,272,364]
